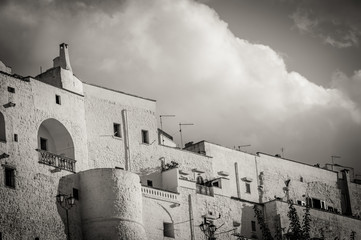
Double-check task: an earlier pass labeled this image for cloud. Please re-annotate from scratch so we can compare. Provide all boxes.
[0,0,360,171]
[290,3,361,48]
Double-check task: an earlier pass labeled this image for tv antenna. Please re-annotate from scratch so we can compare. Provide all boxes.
[179,123,194,149]
[160,115,175,130]
[236,145,251,151]
[331,155,341,171]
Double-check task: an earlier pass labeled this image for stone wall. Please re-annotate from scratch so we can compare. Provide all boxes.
[265,200,361,239]
[0,72,87,239]
[256,153,341,211]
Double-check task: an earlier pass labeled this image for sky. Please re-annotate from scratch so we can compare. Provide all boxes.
[0,0,361,174]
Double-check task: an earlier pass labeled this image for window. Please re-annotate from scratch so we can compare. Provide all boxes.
[73,188,79,200]
[312,198,321,209]
[7,86,15,93]
[14,134,18,142]
[245,183,251,193]
[113,123,121,138]
[251,221,256,232]
[0,112,5,142]
[163,222,175,238]
[300,176,303,182]
[321,200,326,209]
[55,95,61,105]
[212,180,221,188]
[141,130,149,144]
[5,167,15,188]
[147,180,153,187]
[35,238,39,240]
[196,176,204,185]
[40,137,48,151]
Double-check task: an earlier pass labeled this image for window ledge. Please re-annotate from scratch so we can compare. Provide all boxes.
[112,136,123,140]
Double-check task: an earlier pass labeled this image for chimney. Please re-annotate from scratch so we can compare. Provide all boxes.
[53,43,72,71]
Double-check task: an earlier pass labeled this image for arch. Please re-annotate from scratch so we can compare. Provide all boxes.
[37,118,74,159]
[0,112,5,142]
[196,175,204,185]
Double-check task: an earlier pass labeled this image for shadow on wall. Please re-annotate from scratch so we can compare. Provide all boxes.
[240,204,258,239]
[57,174,82,240]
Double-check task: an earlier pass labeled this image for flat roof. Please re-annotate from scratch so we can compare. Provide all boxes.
[84,82,156,102]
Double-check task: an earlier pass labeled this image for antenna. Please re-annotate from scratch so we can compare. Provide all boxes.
[179,123,194,149]
[159,115,175,145]
[237,145,251,151]
[331,155,341,171]
[160,115,175,130]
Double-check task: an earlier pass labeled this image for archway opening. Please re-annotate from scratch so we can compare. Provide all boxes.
[37,118,74,159]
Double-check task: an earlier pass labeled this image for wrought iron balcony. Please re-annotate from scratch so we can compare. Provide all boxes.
[196,184,214,197]
[36,149,76,173]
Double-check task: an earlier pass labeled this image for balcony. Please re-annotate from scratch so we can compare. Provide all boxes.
[141,186,179,203]
[196,184,214,197]
[36,149,76,173]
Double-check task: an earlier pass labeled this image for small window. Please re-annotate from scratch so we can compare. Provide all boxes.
[163,222,175,238]
[7,86,15,93]
[0,112,5,142]
[0,232,2,240]
[40,137,48,151]
[73,188,79,200]
[147,180,153,187]
[245,183,251,193]
[141,130,149,144]
[297,200,302,205]
[35,238,39,240]
[55,95,61,105]
[251,221,256,232]
[113,123,121,138]
[14,134,18,142]
[5,167,15,188]
[300,176,303,182]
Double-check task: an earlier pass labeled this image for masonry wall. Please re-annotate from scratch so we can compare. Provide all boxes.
[349,182,361,217]
[203,142,259,202]
[142,183,262,240]
[83,83,157,170]
[0,72,88,239]
[265,200,361,239]
[256,153,341,211]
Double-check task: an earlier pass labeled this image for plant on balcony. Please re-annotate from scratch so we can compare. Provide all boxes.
[162,160,179,171]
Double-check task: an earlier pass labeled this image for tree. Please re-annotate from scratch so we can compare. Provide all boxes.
[253,200,311,240]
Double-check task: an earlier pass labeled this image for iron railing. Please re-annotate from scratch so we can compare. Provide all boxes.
[36,149,76,173]
[196,184,214,196]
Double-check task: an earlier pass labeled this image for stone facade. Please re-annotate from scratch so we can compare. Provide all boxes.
[0,44,360,240]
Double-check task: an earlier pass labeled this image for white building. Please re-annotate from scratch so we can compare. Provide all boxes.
[0,44,360,240]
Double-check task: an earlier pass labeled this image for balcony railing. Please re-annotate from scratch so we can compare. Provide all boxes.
[196,184,214,197]
[141,186,179,203]
[36,149,76,173]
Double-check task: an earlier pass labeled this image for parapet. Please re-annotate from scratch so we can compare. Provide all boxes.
[0,60,11,74]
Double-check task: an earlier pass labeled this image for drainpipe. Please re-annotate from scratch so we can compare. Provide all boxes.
[235,162,241,199]
[188,194,195,240]
[122,109,131,171]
